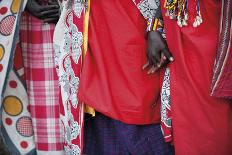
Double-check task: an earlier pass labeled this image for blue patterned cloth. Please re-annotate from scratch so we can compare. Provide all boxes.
[84,113,174,155]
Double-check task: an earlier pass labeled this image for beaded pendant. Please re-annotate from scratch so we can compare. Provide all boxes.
[164,0,203,27]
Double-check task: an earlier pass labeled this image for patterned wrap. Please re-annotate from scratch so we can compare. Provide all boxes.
[20,11,64,155]
[54,0,85,154]
[161,68,172,142]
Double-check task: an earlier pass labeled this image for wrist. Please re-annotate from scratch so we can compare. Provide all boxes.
[148,31,161,41]
[147,18,166,39]
[147,18,163,31]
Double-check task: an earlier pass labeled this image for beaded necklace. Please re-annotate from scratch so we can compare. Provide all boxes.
[164,0,203,27]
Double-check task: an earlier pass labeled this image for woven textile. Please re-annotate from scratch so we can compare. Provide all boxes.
[19,12,63,153]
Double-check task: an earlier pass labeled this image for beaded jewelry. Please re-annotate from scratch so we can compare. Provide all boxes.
[164,0,203,27]
[147,17,166,38]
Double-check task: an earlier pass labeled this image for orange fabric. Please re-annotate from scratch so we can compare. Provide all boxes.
[162,0,232,154]
[78,0,161,124]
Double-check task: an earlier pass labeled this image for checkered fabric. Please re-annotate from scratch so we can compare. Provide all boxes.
[19,12,63,152]
[16,116,34,137]
[84,113,174,155]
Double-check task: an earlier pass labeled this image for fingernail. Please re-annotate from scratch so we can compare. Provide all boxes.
[163,56,167,60]
[157,64,161,68]
[169,57,174,62]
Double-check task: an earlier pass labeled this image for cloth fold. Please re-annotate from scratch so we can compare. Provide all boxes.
[211,0,232,98]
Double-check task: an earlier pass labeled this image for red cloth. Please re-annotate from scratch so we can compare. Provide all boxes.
[78,0,161,124]
[211,0,232,98]
[162,0,232,154]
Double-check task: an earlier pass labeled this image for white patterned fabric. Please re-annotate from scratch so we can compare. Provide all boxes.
[54,1,85,154]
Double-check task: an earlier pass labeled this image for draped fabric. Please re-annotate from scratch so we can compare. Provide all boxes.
[78,0,161,124]
[0,0,36,155]
[54,0,161,154]
[53,1,85,154]
[160,0,232,145]
[20,12,64,155]
[161,0,232,154]
[211,0,232,98]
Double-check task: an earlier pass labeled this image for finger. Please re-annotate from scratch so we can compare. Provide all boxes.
[48,0,59,5]
[142,62,150,70]
[162,48,174,62]
[157,53,168,68]
[45,13,60,18]
[158,58,169,69]
[162,54,167,61]
[43,17,58,23]
[147,65,159,74]
[38,9,59,18]
[40,4,59,11]
[41,9,59,15]
[153,50,161,64]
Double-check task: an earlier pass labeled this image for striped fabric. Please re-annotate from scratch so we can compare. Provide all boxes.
[19,12,64,154]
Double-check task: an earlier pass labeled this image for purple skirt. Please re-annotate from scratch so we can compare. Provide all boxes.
[84,113,174,155]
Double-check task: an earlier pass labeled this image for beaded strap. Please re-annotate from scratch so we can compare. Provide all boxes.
[147,17,166,38]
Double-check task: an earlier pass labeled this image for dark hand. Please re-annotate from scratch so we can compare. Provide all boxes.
[143,31,174,74]
[26,0,60,24]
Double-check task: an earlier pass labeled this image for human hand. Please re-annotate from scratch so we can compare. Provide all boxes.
[143,31,174,74]
[26,0,60,24]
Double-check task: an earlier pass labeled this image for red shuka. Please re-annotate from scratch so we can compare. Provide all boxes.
[78,0,161,124]
[162,0,232,154]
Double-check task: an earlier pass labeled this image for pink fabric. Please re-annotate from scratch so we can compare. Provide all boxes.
[19,12,63,151]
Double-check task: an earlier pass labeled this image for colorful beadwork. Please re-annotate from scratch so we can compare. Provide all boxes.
[164,0,203,27]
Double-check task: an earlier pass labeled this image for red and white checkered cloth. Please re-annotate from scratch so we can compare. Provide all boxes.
[19,12,63,154]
